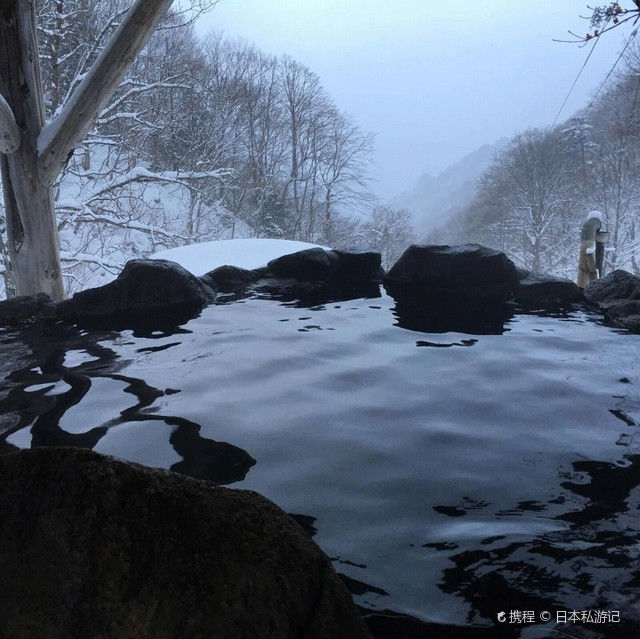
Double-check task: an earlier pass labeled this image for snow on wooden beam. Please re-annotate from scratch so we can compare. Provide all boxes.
[0,93,20,154]
[37,0,174,185]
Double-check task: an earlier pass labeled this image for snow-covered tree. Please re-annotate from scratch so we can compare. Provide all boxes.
[0,0,182,300]
[0,7,374,297]
[362,206,414,269]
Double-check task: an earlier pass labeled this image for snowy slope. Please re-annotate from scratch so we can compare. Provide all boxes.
[150,239,329,275]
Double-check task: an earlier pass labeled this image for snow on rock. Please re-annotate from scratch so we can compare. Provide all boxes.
[149,239,330,276]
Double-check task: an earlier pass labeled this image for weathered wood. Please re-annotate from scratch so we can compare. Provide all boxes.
[0,92,19,154]
[38,0,174,185]
[577,214,603,289]
[0,1,64,300]
[0,0,174,299]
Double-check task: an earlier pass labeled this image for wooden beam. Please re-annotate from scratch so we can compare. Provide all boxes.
[0,0,64,299]
[37,0,174,184]
[0,92,19,154]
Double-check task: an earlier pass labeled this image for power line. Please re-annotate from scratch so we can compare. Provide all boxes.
[587,28,638,109]
[551,34,601,128]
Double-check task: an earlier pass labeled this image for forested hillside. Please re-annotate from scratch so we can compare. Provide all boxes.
[430,45,640,279]
[0,0,412,295]
[394,139,507,238]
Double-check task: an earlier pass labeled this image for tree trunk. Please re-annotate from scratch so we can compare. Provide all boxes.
[324,191,332,246]
[0,1,64,300]
[0,0,173,300]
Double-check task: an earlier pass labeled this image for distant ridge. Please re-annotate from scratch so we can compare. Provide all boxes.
[394,138,508,239]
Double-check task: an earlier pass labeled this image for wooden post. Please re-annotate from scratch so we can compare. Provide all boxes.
[0,0,174,300]
[0,1,64,300]
[577,213,603,289]
[595,230,608,278]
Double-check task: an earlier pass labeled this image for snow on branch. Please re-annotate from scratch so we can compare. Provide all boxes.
[37,0,174,185]
[98,78,191,120]
[80,166,230,202]
[60,252,122,274]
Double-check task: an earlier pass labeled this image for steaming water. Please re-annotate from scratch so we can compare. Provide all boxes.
[1,292,639,638]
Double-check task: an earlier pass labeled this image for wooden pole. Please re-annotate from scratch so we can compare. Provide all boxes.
[0,0,175,299]
[577,213,602,289]
[0,92,19,154]
[0,1,64,300]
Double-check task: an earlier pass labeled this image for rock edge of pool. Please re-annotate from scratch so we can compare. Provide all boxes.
[0,243,639,638]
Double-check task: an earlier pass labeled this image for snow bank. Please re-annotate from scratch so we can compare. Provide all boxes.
[149,239,329,276]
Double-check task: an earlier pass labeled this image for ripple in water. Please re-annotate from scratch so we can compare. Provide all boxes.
[0,293,639,638]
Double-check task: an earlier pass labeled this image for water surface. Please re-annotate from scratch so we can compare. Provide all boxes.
[1,293,639,638]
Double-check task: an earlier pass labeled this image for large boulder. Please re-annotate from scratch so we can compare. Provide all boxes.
[0,447,372,639]
[515,271,582,307]
[57,259,215,328]
[267,248,333,281]
[584,269,640,304]
[327,249,382,284]
[253,248,382,303]
[200,265,260,294]
[266,248,382,285]
[0,292,56,325]
[384,244,519,304]
[584,270,640,333]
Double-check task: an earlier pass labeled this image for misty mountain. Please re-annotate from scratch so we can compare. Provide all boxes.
[394,138,508,239]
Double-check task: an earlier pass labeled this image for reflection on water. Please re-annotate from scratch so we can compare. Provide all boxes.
[0,290,640,638]
[0,324,255,483]
[392,296,514,335]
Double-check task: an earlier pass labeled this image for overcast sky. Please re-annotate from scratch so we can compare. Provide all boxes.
[195,1,629,200]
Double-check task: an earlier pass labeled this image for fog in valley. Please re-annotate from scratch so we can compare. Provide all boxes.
[199,2,626,196]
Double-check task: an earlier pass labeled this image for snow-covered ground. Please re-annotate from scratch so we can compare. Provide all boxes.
[150,239,329,276]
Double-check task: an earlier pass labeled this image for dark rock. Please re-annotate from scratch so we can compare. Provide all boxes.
[0,447,372,639]
[384,244,519,305]
[515,272,582,306]
[200,265,259,294]
[253,275,331,297]
[253,248,382,303]
[266,248,382,285]
[0,292,55,325]
[57,259,215,328]
[584,269,640,304]
[596,298,640,333]
[584,270,640,333]
[267,248,333,282]
[327,249,383,283]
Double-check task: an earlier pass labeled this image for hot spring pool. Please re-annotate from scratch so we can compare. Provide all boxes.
[1,292,639,638]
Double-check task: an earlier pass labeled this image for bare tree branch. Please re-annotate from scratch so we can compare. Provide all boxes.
[37,0,174,185]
